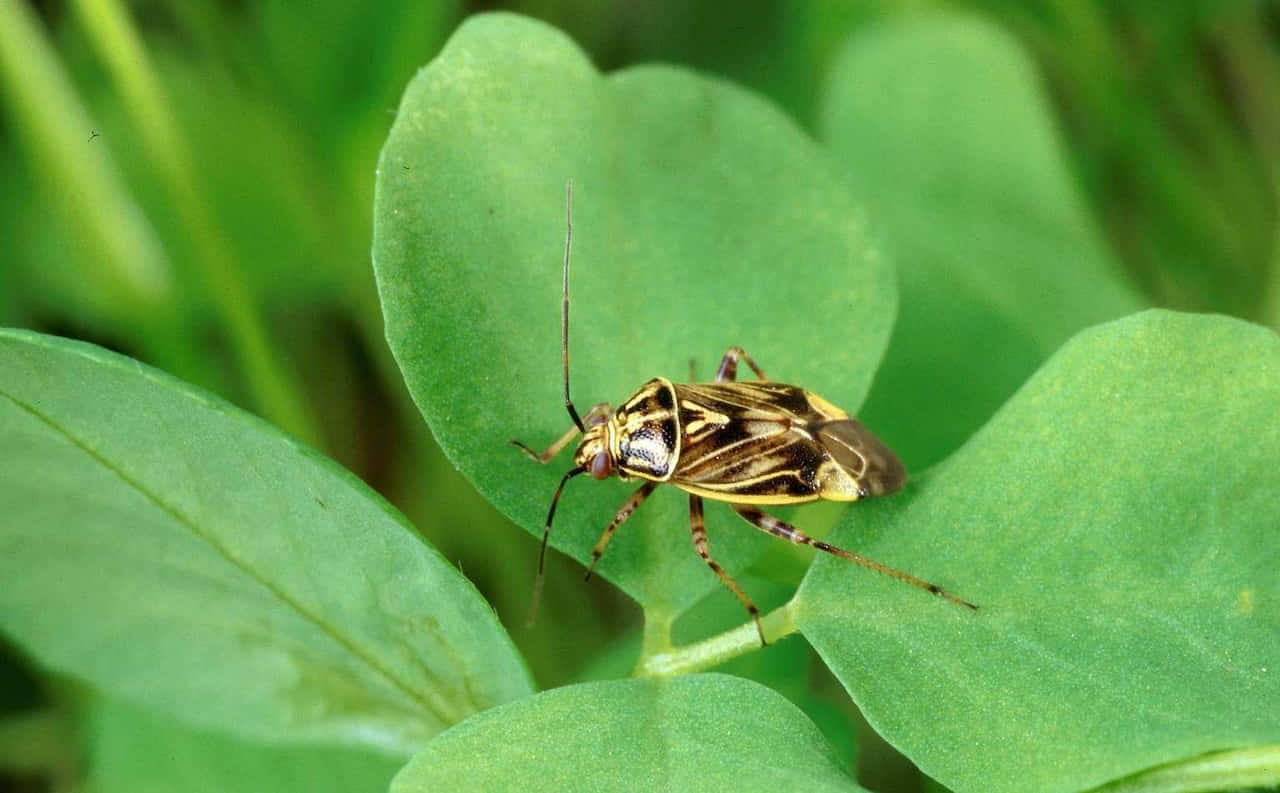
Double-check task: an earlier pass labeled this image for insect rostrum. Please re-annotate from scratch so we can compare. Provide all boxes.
[512,181,977,645]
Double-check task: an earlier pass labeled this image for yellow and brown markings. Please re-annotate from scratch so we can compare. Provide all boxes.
[612,378,681,480]
[664,382,880,503]
[814,418,906,497]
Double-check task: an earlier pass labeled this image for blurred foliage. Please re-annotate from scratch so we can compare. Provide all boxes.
[1,0,1277,791]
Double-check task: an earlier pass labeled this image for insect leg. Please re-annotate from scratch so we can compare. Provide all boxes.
[584,482,657,580]
[510,424,579,463]
[714,346,768,381]
[511,402,612,463]
[691,495,767,645]
[731,505,978,610]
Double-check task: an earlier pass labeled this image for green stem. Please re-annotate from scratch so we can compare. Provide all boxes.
[632,598,798,678]
[640,607,675,658]
[1088,745,1280,793]
[71,0,320,446]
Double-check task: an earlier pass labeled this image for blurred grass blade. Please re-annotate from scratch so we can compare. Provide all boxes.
[796,311,1280,793]
[0,0,172,309]
[1212,6,1280,333]
[1029,2,1273,320]
[0,329,534,754]
[392,674,867,793]
[67,0,319,446]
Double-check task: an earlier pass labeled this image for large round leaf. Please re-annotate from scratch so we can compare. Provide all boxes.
[373,13,894,618]
[819,15,1143,470]
[795,311,1280,793]
[0,329,532,753]
[393,674,867,792]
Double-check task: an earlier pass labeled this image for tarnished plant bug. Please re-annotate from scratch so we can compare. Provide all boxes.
[512,181,977,644]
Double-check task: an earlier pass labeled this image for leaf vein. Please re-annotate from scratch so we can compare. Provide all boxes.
[0,387,463,729]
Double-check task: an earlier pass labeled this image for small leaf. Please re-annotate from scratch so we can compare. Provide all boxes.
[818,15,1144,469]
[795,311,1280,793]
[0,329,533,754]
[373,13,894,617]
[84,698,405,793]
[392,673,868,793]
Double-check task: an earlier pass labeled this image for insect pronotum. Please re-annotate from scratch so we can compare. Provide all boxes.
[512,180,977,644]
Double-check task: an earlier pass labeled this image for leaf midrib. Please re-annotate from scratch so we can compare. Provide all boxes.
[0,386,465,732]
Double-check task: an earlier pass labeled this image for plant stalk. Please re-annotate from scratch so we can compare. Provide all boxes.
[633,598,798,678]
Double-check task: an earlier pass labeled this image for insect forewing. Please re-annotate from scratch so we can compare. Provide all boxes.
[816,419,906,497]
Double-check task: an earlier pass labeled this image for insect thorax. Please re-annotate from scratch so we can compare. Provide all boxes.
[611,377,681,481]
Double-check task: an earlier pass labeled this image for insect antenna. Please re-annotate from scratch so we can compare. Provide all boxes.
[527,464,585,627]
[560,179,585,433]
[527,179,591,627]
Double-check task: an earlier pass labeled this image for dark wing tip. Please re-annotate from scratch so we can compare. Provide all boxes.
[816,419,907,497]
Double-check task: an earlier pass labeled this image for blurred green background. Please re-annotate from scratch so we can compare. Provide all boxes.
[1,0,1277,789]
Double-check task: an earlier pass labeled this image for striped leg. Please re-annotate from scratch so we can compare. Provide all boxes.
[691,495,767,645]
[584,482,657,580]
[732,505,978,610]
[510,402,612,463]
[715,346,767,382]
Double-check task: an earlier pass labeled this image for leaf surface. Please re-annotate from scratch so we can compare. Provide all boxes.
[84,698,404,793]
[796,311,1280,793]
[0,329,532,753]
[392,673,867,793]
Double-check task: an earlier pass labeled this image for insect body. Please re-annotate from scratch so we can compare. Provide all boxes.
[513,182,976,643]
[592,375,907,503]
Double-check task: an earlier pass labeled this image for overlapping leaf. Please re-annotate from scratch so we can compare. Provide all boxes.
[0,329,532,754]
[796,311,1280,793]
[393,674,866,793]
[819,15,1143,469]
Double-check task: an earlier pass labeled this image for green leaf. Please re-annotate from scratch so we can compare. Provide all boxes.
[0,329,532,754]
[84,698,404,793]
[795,311,1280,793]
[818,15,1144,470]
[392,673,867,793]
[373,13,894,618]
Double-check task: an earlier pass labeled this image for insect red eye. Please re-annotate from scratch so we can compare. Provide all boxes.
[589,451,613,480]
